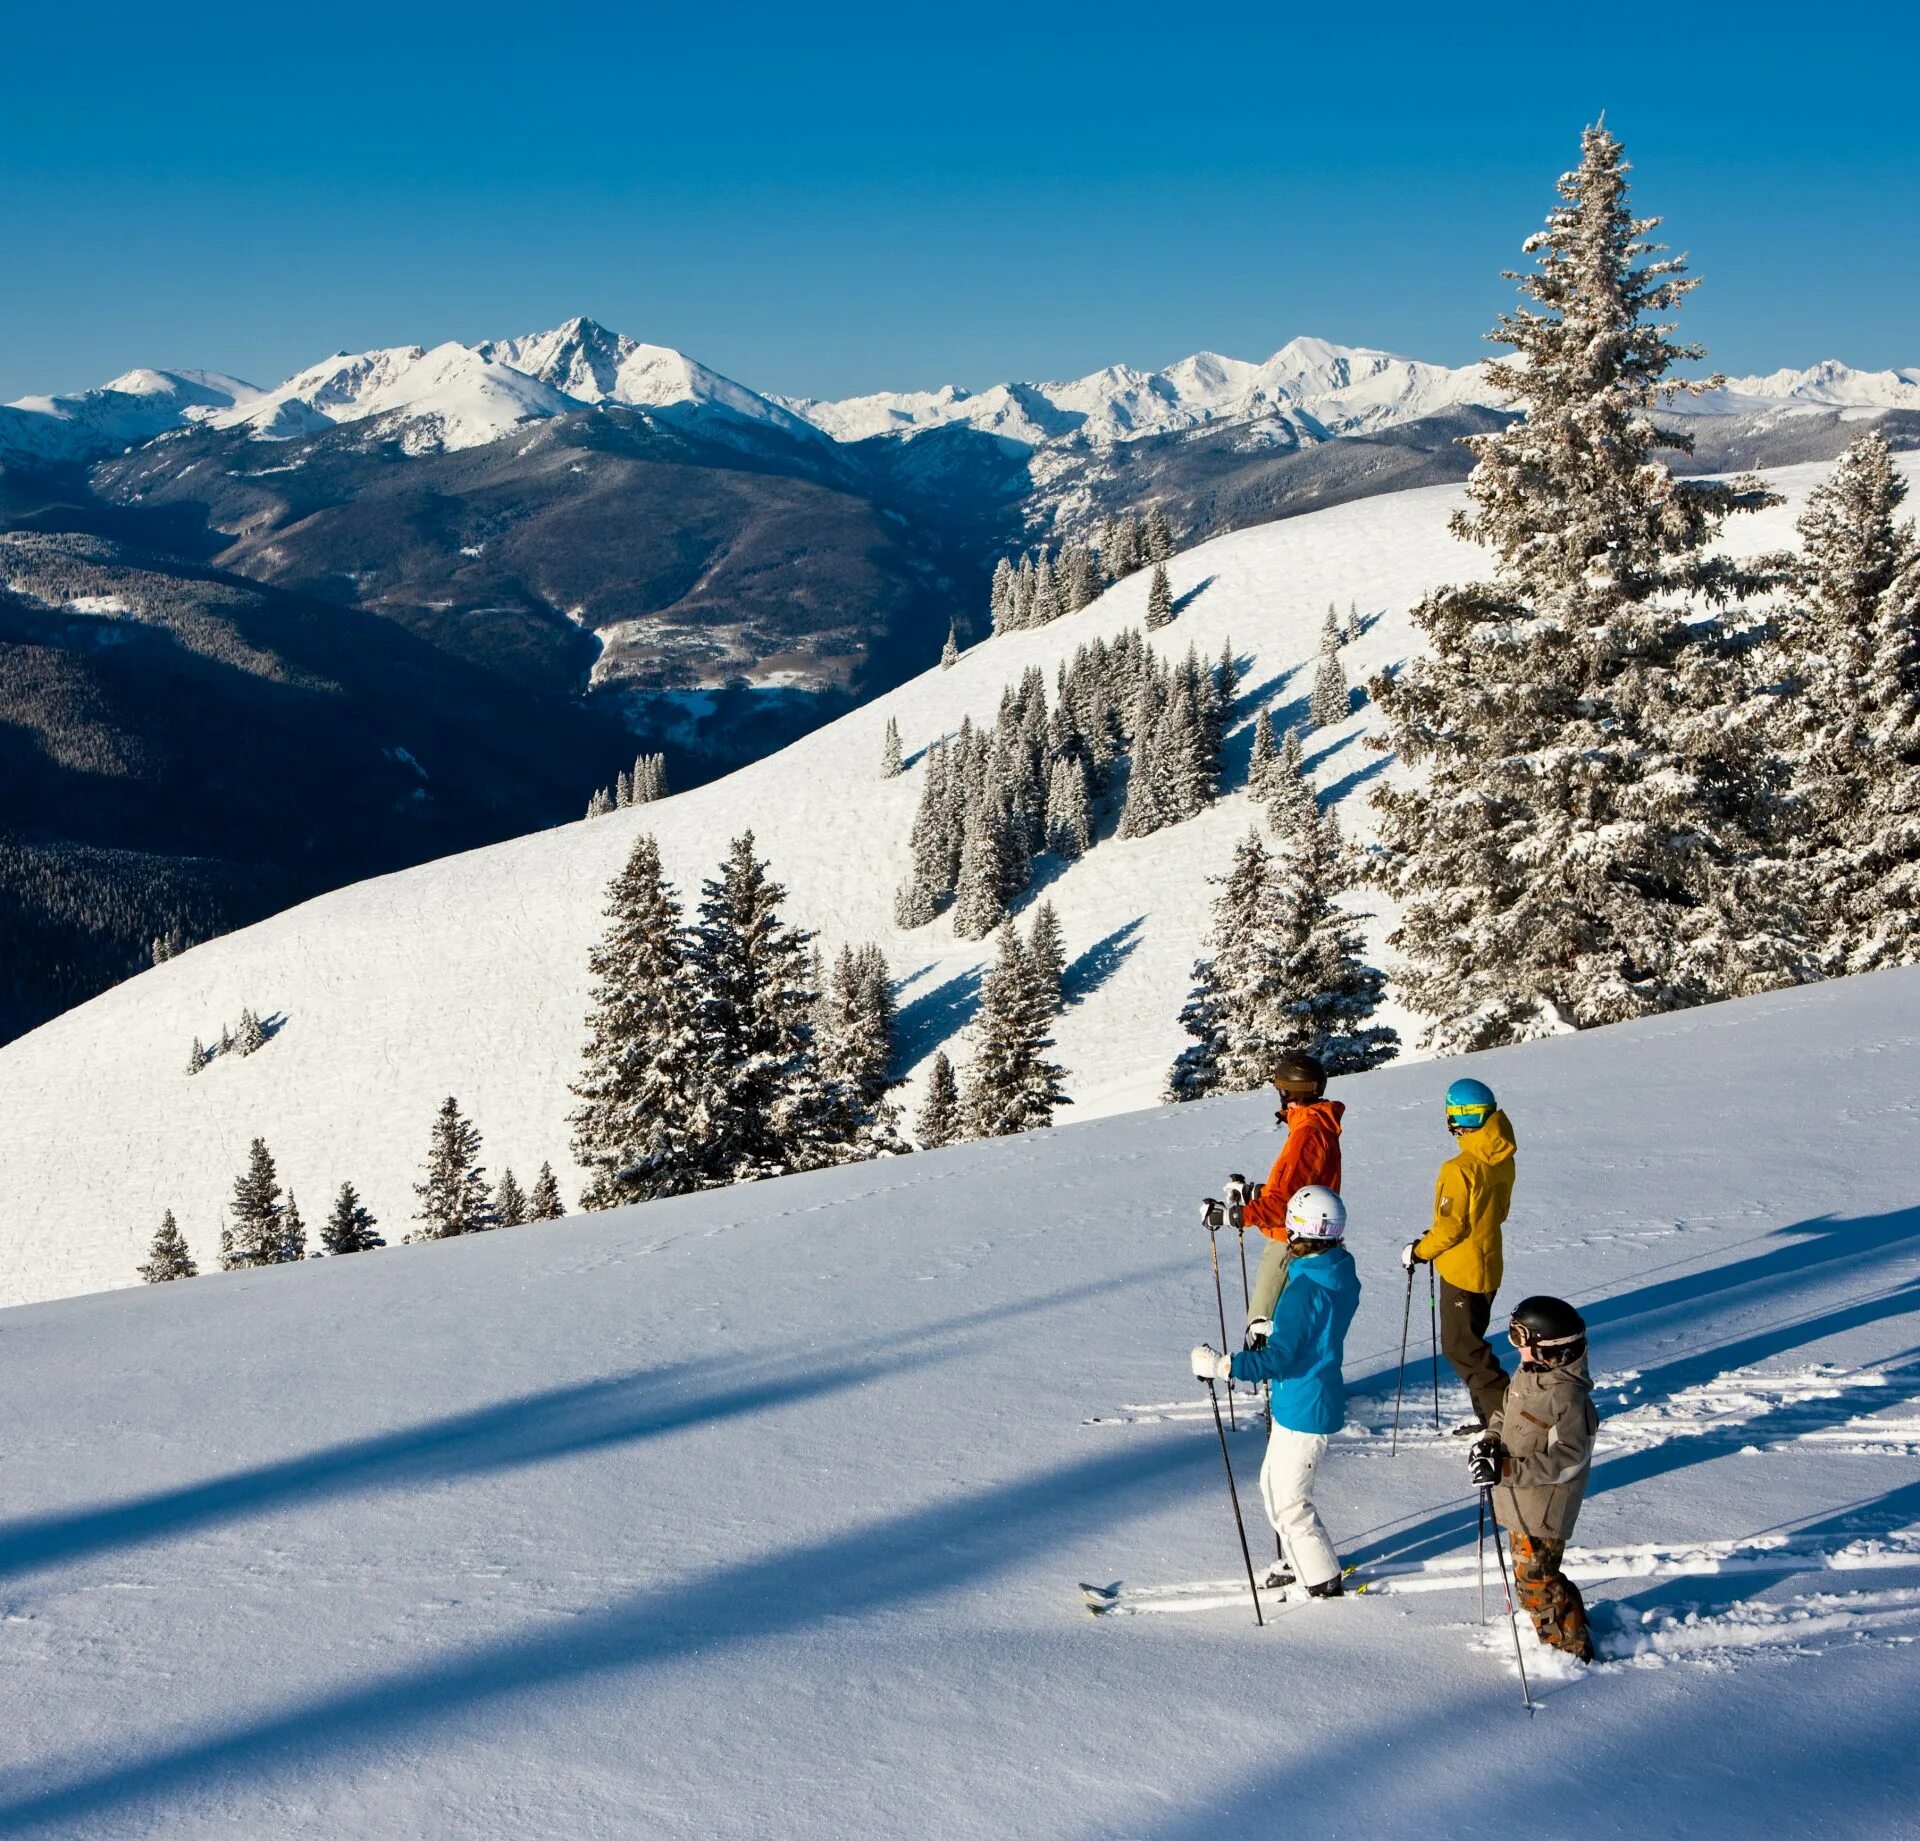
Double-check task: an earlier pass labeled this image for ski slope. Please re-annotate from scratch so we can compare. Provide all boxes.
[0,459,1902,1309]
[2,970,1918,1838]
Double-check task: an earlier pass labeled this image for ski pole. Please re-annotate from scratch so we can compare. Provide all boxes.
[1205,1375,1264,1628]
[1485,1487,1535,1713]
[1476,1487,1487,1626]
[1428,1263,1441,1432]
[1202,1203,1235,1431]
[1391,1262,1414,1455]
[1235,1224,1251,1327]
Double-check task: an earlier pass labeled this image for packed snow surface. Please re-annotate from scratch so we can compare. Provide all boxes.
[1,458,1911,1310]
[2,970,1919,1838]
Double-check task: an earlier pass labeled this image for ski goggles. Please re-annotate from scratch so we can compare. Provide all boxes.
[1446,1103,1491,1131]
[1508,1324,1582,1351]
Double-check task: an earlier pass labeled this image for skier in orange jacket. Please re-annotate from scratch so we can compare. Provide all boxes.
[1237,1052,1344,1329]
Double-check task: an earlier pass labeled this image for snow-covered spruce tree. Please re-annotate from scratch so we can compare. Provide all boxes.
[1145,563,1174,631]
[528,1162,566,1219]
[1165,831,1285,1102]
[1215,638,1241,717]
[819,942,898,1110]
[138,1209,197,1282]
[961,924,1069,1138]
[413,1096,494,1238]
[1370,121,1794,1050]
[1266,726,1314,842]
[236,1007,266,1056]
[1063,544,1099,612]
[1781,432,1920,971]
[688,831,846,1179]
[1045,753,1092,858]
[1033,552,1064,625]
[941,623,960,669]
[951,793,1013,941]
[916,1050,961,1148]
[1268,801,1398,1075]
[1248,708,1278,796]
[278,1190,308,1262]
[1145,506,1175,564]
[186,1036,206,1077]
[569,834,708,1208]
[220,1137,286,1270]
[1027,900,1067,1013]
[1150,661,1212,823]
[322,1181,384,1255]
[989,557,1015,634]
[1118,668,1170,838]
[586,788,615,819]
[881,717,903,779]
[493,1168,529,1228]
[1310,606,1349,727]
[633,753,669,803]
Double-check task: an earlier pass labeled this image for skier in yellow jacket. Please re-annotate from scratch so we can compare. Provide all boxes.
[1401,1077,1516,1429]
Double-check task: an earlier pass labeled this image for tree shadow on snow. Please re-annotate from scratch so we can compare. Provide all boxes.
[893,966,983,1066]
[1063,917,1145,1008]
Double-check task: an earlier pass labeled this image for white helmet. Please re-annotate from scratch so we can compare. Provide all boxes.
[1285,1185,1347,1241]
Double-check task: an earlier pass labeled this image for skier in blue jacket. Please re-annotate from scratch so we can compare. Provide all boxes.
[1192,1185,1360,1597]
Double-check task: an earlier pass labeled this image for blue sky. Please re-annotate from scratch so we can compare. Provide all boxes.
[2,0,1915,403]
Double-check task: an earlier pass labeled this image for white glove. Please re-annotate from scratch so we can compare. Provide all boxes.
[1401,1240,1423,1271]
[1244,1316,1272,1350]
[1191,1343,1232,1382]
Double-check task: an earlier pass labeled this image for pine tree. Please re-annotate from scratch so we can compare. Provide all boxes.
[961,925,1069,1137]
[493,1168,529,1228]
[279,1190,308,1262]
[236,1007,266,1056]
[322,1181,384,1255]
[1165,832,1282,1101]
[586,788,615,819]
[1145,505,1175,563]
[1310,606,1349,727]
[1215,638,1241,715]
[1151,661,1213,822]
[941,623,960,668]
[881,716,903,779]
[528,1162,567,1220]
[687,831,843,1179]
[951,795,1012,941]
[1045,753,1092,858]
[569,834,708,1208]
[989,557,1015,633]
[1026,900,1066,1013]
[220,1138,286,1269]
[631,753,669,803]
[1371,121,1794,1050]
[915,1050,960,1148]
[1248,708,1278,796]
[1032,552,1064,625]
[413,1096,494,1238]
[186,1036,206,1077]
[1145,563,1174,631]
[138,1209,197,1282]
[1063,544,1098,612]
[1785,431,1920,971]
[1118,668,1170,839]
[1266,727,1315,842]
[895,741,954,927]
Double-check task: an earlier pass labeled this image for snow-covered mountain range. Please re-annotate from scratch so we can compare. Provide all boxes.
[7,320,1917,468]
[4,453,1902,1310]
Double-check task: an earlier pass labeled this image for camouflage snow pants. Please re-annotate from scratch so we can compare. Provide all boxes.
[1508,1531,1594,1662]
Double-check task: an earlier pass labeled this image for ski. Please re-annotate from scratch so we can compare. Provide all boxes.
[1080,1563,1366,1617]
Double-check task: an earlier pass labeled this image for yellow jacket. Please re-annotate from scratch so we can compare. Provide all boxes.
[1413,1110,1516,1294]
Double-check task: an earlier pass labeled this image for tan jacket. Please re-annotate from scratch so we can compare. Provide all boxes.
[1489,1354,1597,1544]
[1413,1110,1516,1293]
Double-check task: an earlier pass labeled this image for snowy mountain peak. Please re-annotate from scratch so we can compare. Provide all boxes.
[1694,359,1920,416]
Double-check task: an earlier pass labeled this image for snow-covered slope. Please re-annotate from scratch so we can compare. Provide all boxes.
[2,458,1893,1310]
[0,367,261,463]
[3,970,1919,1837]
[781,335,1495,447]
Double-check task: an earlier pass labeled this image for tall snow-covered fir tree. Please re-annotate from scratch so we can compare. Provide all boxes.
[1146,563,1174,631]
[1145,506,1175,564]
[528,1162,567,1220]
[961,924,1069,1138]
[1026,900,1066,1013]
[1779,431,1920,972]
[1046,753,1092,858]
[941,623,960,669]
[1248,708,1278,796]
[817,942,899,1113]
[220,1138,287,1270]
[1370,121,1795,1051]
[493,1168,529,1228]
[1265,726,1315,843]
[278,1190,308,1262]
[322,1181,384,1255]
[951,794,1013,941]
[138,1209,197,1282]
[881,717,903,779]
[1063,544,1099,612]
[1310,606,1349,727]
[1165,831,1287,1102]
[915,1050,961,1149]
[569,834,709,1208]
[413,1096,494,1238]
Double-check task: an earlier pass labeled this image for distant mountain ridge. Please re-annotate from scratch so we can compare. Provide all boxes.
[8,320,1917,470]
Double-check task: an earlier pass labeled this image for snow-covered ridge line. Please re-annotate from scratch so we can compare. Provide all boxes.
[8,321,1915,465]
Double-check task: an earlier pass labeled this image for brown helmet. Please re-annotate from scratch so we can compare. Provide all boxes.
[1270,1051,1327,1101]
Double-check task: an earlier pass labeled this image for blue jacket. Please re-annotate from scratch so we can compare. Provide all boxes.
[1229,1245,1360,1435]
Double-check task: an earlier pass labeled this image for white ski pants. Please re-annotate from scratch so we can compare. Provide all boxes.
[1258,1424,1339,1590]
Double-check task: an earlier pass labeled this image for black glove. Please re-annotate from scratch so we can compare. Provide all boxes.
[1201,1199,1225,1231]
[1467,1437,1504,1488]
[1226,1203,1246,1231]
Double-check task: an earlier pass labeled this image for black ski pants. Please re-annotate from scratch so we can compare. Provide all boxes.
[1438,1278,1507,1426]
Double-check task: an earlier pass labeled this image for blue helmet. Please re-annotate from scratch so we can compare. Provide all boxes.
[1444,1077,1497,1133]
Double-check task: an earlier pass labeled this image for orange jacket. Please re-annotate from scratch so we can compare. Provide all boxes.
[1245,1100,1344,1240]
